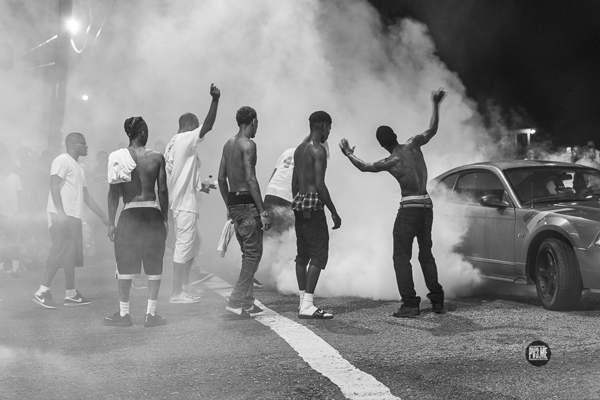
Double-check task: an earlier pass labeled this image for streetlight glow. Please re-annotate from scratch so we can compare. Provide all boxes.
[65,18,80,35]
[82,95,89,101]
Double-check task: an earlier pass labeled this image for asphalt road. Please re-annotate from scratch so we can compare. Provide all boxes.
[2,258,600,400]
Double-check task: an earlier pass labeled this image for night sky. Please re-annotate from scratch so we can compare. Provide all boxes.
[368,0,600,148]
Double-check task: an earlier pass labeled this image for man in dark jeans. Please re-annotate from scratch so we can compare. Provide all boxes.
[217,106,271,318]
[339,88,446,317]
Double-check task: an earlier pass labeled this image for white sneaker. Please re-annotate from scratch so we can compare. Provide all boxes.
[169,291,202,304]
[182,284,204,296]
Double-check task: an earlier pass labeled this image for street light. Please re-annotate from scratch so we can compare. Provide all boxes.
[65,18,80,35]
[516,128,536,147]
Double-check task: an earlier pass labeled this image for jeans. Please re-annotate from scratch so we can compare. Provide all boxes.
[227,204,263,309]
[393,207,444,308]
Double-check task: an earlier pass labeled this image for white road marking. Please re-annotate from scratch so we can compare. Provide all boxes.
[203,276,400,400]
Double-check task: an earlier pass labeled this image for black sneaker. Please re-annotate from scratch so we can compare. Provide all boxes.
[432,303,446,314]
[103,312,133,327]
[225,306,252,319]
[245,304,263,314]
[33,291,57,309]
[144,313,167,328]
[392,306,420,318]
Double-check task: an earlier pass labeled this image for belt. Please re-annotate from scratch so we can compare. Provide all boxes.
[400,203,433,209]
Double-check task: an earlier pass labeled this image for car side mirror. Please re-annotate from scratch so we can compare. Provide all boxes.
[479,194,510,208]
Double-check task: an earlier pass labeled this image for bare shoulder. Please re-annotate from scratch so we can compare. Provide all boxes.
[310,142,327,159]
[148,149,165,159]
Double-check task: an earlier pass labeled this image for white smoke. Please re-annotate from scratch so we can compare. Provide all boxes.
[2,0,501,301]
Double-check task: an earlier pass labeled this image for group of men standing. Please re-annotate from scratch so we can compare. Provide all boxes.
[31,82,448,325]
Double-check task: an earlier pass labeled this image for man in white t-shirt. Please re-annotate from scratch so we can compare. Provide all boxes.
[0,145,22,276]
[33,132,109,309]
[165,84,220,304]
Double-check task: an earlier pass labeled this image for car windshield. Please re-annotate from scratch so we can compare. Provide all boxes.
[505,166,600,204]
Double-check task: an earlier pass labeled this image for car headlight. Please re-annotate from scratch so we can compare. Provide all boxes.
[595,231,600,246]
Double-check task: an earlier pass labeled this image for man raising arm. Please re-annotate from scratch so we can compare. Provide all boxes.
[339,88,446,318]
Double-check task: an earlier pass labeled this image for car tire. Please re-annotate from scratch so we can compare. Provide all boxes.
[534,238,583,310]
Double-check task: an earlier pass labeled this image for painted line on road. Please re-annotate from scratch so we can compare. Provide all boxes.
[202,276,401,400]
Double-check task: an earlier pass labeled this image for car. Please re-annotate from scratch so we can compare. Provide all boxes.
[429,160,600,310]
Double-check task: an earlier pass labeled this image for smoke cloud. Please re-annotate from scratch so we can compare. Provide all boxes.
[2,0,506,301]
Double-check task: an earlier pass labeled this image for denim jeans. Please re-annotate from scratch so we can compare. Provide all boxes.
[227,204,263,309]
[393,207,444,308]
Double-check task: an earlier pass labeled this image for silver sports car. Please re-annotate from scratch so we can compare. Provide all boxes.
[429,160,600,310]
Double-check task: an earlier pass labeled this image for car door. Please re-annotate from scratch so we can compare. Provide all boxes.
[454,171,517,279]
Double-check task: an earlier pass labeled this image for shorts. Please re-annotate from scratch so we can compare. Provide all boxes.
[114,207,166,277]
[46,216,84,269]
[294,209,329,269]
[173,209,201,263]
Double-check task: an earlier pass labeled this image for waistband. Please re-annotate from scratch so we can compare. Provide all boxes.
[401,194,430,202]
[228,191,256,206]
[124,201,160,210]
[399,203,433,209]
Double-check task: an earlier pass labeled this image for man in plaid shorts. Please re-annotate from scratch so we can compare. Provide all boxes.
[292,111,341,319]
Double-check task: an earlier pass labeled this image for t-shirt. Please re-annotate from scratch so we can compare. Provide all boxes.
[46,153,87,220]
[0,172,22,217]
[165,127,204,213]
[265,148,295,203]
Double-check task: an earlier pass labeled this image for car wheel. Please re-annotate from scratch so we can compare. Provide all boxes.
[535,238,582,310]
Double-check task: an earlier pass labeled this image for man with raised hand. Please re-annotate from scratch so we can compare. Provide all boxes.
[339,88,446,318]
[164,84,220,304]
[217,106,271,318]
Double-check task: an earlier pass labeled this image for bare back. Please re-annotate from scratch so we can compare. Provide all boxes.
[387,138,428,198]
[221,136,254,192]
[294,140,327,193]
[120,147,165,204]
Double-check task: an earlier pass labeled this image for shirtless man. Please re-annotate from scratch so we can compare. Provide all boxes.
[339,88,446,318]
[292,111,341,319]
[217,106,271,318]
[104,116,169,327]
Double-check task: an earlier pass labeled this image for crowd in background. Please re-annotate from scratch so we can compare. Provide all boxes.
[0,139,168,276]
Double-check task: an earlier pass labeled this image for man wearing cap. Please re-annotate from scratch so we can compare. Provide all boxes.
[339,88,446,318]
[292,111,341,319]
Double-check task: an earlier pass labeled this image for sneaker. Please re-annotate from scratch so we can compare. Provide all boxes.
[253,278,263,289]
[144,313,167,328]
[103,312,133,327]
[182,284,204,296]
[33,291,57,309]
[225,306,252,318]
[392,306,420,318]
[169,291,202,304]
[432,302,446,314]
[245,304,263,314]
[188,271,214,285]
[64,291,91,306]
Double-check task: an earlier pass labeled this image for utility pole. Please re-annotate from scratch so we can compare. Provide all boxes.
[48,0,73,154]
